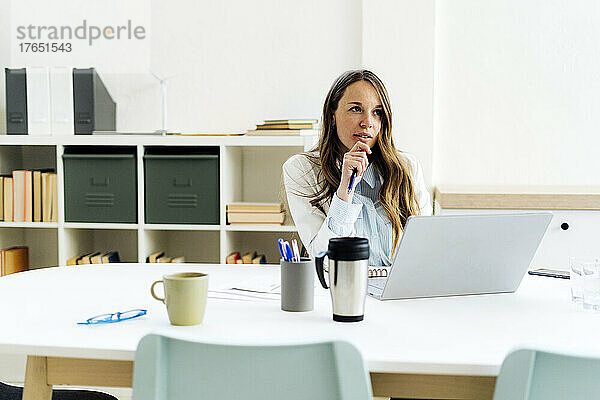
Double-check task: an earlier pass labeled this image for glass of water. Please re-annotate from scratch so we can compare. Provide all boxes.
[570,257,589,303]
[582,259,600,311]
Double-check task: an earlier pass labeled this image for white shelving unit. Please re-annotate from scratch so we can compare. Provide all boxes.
[0,134,317,267]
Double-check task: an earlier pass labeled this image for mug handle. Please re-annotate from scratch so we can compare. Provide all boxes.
[315,251,329,289]
[151,280,165,303]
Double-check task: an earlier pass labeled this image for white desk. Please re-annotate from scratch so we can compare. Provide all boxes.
[0,263,597,400]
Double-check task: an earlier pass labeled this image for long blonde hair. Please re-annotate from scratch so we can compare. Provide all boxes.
[306,70,419,255]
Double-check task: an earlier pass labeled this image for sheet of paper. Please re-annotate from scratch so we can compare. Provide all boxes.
[217,276,281,294]
[210,274,322,301]
[208,290,279,302]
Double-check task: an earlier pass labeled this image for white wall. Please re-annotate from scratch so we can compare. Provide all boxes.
[0,0,362,134]
[2,0,600,186]
[362,0,435,188]
[433,0,600,186]
[109,0,362,133]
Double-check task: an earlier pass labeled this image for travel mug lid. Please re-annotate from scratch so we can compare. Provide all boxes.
[327,237,369,261]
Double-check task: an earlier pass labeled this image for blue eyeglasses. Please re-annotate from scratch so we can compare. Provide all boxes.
[77,309,147,325]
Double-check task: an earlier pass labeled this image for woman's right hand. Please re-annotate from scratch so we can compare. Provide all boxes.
[336,141,371,202]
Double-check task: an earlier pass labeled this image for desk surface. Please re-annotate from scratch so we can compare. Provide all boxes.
[0,263,597,376]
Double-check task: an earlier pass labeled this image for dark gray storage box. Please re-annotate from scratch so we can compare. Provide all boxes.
[144,147,219,224]
[63,147,137,223]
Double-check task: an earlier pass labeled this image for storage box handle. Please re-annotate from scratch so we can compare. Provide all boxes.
[91,177,109,186]
[173,178,192,187]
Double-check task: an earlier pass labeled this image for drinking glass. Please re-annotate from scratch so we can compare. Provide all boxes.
[582,259,600,311]
[569,257,590,303]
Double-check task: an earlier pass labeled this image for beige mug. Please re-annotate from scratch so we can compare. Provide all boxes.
[151,272,208,326]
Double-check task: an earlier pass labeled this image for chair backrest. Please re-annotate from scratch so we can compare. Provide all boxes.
[132,334,372,400]
[493,349,600,400]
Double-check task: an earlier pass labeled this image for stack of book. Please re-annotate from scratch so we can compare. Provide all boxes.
[227,203,285,225]
[1,170,57,222]
[146,251,185,263]
[0,246,28,276]
[245,119,318,136]
[66,251,120,265]
[226,251,266,264]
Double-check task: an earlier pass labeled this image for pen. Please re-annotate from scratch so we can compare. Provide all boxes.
[283,241,294,262]
[291,239,300,262]
[277,238,287,261]
[347,169,357,194]
[347,148,366,194]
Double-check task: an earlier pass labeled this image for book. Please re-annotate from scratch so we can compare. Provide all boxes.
[252,254,266,264]
[42,172,51,222]
[146,251,165,263]
[73,68,116,134]
[241,251,257,264]
[256,123,314,130]
[12,170,33,222]
[5,68,28,135]
[157,255,172,263]
[50,173,58,222]
[226,252,241,264]
[75,252,93,265]
[78,252,100,265]
[12,171,24,222]
[245,129,317,136]
[66,254,82,266]
[3,177,13,222]
[91,253,104,264]
[226,202,283,213]
[263,119,318,125]
[101,251,120,263]
[26,67,52,136]
[170,256,185,263]
[0,176,4,220]
[235,259,244,264]
[33,170,42,222]
[1,246,29,276]
[40,172,57,222]
[227,211,285,225]
[49,66,75,136]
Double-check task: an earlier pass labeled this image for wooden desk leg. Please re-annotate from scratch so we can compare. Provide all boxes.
[23,356,52,400]
[370,372,496,400]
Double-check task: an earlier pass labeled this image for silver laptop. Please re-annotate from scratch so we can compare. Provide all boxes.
[367,213,553,300]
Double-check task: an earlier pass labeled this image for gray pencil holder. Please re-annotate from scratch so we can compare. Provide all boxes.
[280,257,314,312]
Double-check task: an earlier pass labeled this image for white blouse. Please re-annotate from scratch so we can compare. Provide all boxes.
[282,151,432,264]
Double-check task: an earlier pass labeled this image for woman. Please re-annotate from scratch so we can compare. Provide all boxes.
[282,70,432,266]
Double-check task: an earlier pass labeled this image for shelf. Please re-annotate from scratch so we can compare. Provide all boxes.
[434,185,600,210]
[225,230,300,264]
[143,224,220,231]
[0,141,309,266]
[142,230,219,263]
[0,222,58,228]
[63,229,138,264]
[64,223,139,230]
[225,224,298,232]
[0,135,317,147]
[0,222,299,232]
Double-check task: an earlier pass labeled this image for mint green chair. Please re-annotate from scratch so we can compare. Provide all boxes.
[493,349,600,400]
[132,334,373,400]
